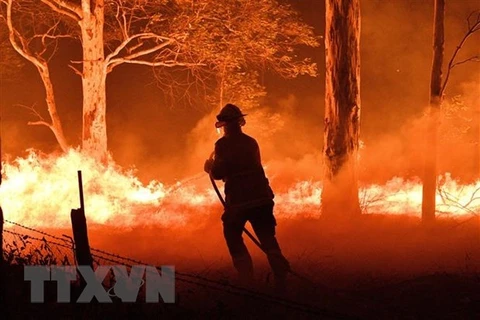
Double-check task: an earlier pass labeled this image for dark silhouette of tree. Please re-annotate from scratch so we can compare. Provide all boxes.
[321,0,361,218]
[422,0,445,223]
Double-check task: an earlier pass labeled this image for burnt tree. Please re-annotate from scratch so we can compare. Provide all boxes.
[422,0,445,223]
[422,5,480,222]
[321,0,361,217]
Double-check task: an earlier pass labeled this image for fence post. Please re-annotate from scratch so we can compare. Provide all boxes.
[71,171,93,269]
[71,209,93,268]
[0,206,4,306]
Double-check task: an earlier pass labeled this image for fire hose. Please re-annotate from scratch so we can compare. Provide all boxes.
[208,173,266,251]
[207,151,265,251]
[207,163,313,285]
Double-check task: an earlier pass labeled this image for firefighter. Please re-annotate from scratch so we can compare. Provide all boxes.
[204,103,290,291]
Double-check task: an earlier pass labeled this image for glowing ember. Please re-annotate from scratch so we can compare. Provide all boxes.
[0,150,478,228]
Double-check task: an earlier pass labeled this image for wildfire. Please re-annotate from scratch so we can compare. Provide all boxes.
[0,149,478,229]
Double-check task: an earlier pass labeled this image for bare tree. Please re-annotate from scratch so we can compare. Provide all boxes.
[422,0,445,223]
[1,0,205,161]
[321,0,361,218]
[1,0,319,162]
[1,0,71,151]
[422,6,480,222]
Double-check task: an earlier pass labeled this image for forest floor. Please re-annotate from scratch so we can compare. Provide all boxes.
[2,213,480,319]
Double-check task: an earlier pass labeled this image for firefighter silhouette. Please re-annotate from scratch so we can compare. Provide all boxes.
[204,104,290,291]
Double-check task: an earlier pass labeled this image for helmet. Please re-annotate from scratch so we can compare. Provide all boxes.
[215,104,247,128]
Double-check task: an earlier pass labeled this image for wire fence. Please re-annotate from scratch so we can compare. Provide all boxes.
[0,218,338,318]
[2,219,75,266]
[2,205,478,319]
[87,247,340,317]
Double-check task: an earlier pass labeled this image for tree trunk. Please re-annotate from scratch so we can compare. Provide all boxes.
[80,2,108,163]
[422,0,445,223]
[477,101,480,178]
[38,66,69,152]
[321,0,362,218]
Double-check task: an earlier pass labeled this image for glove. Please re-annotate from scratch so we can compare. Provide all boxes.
[204,158,214,174]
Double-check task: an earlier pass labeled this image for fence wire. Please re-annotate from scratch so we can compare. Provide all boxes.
[1,219,336,318]
[2,220,75,266]
[88,249,336,318]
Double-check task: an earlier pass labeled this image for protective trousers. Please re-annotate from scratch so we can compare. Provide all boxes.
[222,202,290,283]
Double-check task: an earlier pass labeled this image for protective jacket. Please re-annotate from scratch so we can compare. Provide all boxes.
[210,130,274,211]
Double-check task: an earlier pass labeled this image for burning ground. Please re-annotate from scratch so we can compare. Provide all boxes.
[2,148,480,228]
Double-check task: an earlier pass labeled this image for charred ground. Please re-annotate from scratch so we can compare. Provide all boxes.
[2,213,480,319]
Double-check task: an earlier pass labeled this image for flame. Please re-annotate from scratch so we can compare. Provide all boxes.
[0,149,478,229]
[0,149,217,228]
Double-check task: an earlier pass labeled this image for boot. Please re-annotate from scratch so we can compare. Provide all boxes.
[232,254,254,287]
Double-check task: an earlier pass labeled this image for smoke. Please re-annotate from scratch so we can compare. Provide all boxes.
[180,72,478,190]
[357,79,480,185]
[171,0,480,188]
[179,93,324,193]
[0,0,477,189]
